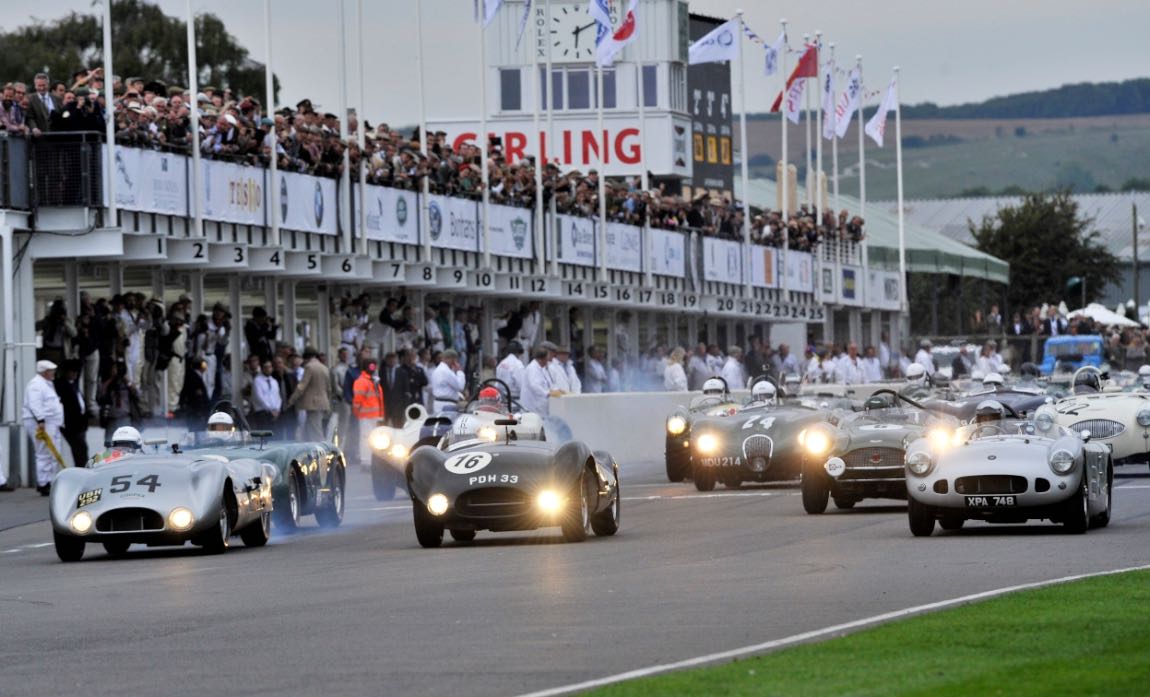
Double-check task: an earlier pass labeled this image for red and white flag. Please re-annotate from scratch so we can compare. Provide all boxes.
[865,75,898,147]
[784,75,806,124]
[821,58,836,140]
[595,0,639,67]
[770,44,817,112]
[833,67,862,139]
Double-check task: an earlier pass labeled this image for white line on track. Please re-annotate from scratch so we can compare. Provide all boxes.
[513,563,1150,697]
[625,491,797,501]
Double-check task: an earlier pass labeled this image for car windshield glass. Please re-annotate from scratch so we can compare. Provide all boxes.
[690,396,729,410]
[958,419,1070,441]
[181,431,258,449]
[859,410,927,426]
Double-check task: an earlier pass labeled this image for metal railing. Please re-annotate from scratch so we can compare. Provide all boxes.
[29,132,103,208]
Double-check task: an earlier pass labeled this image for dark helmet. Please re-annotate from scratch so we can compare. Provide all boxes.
[974,399,1005,425]
[1020,362,1040,379]
[1072,370,1101,394]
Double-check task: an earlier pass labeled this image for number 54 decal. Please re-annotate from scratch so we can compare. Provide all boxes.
[742,416,776,430]
[110,474,162,493]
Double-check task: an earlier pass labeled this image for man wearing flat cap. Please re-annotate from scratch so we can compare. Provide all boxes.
[22,360,66,494]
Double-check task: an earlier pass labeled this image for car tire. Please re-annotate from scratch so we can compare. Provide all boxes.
[102,540,130,556]
[591,482,621,537]
[938,516,965,531]
[240,510,271,547]
[201,505,231,555]
[724,477,743,490]
[54,532,85,562]
[561,472,592,543]
[832,495,857,510]
[1062,481,1089,535]
[372,464,397,501]
[413,503,444,548]
[449,529,476,543]
[907,497,935,537]
[1090,462,1113,529]
[801,473,829,514]
[665,437,688,482]
[275,468,303,532]
[693,465,715,492]
[315,464,345,528]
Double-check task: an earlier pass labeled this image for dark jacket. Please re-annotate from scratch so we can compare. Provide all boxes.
[54,376,87,434]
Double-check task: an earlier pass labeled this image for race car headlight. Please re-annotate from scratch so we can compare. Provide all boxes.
[1049,449,1076,475]
[1035,412,1055,432]
[804,430,831,457]
[477,426,497,442]
[927,427,952,451]
[695,433,719,455]
[1137,409,1150,428]
[70,510,94,534]
[536,490,564,515]
[427,493,449,516]
[907,451,934,476]
[389,443,409,459]
[369,429,391,452]
[167,507,195,532]
[667,416,687,435]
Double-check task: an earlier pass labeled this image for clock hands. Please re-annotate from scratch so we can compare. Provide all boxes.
[571,20,598,50]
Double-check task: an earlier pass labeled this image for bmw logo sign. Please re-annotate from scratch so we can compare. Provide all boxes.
[279,176,288,222]
[396,196,408,226]
[313,181,324,227]
[428,201,443,241]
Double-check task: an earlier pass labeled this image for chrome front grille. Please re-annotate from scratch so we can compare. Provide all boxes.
[95,508,164,533]
[840,447,905,480]
[1070,419,1125,440]
[955,475,1028,495]
[454,487,530,518]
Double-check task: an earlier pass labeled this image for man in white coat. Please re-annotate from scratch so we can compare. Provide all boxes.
[23,360,66,494]
[834,343,866,385]
[720,346,747,391]
[547,345,581,395]
[429,350,468,413]
[914,339,937,375]
[521,347,558,416]
[495,341,526,400]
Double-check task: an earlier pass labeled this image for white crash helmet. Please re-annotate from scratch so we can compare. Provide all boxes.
[702,378,727,396]
[905,363,926,383]
[982,372,1005,387]
[208,411,236,433]
[1139,365,1150,386]
[750,381,777,403]
[974,399,1006,424]
[110,426,143,451]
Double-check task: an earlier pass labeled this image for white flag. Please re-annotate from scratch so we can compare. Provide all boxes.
[596,0,639,66]
[689,19,740,65]
[764,31,785,76]
[784,75,806,125]
[482,0,503,26]
[865,75,898,147]
[834,67,862,139]
[821,60,836,140]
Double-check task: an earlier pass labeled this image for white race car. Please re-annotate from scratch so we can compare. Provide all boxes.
[1035,366,1150,468]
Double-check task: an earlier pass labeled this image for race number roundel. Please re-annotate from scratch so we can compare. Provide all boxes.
[444,452,493,475]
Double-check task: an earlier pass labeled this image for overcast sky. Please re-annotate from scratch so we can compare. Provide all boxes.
[7,0,1149,125]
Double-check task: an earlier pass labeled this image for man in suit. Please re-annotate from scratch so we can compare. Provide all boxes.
[286,347,331,442]
[1043,306,1068,337]
[1008,311,1033,363]
[54,359,89,467]
[380,352,404,426]
[26,73,58,134]
[395,348,428,414]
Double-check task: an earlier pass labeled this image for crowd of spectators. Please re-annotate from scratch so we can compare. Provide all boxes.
[2,67,866,250]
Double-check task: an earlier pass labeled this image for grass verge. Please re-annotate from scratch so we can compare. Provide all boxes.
[590,569,1150,697]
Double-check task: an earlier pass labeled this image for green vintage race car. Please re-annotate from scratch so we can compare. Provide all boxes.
[177,403,347,531]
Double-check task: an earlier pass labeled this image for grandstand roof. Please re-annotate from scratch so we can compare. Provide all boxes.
[739,178,1010,284]
[874,192,1150,261]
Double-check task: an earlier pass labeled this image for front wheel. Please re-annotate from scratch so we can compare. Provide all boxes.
[1061,481,1089,535]
[275,469,303,532]
[449,529,476,543]
[693,465,715,492]
[938,516,965,531]
[801,473,829,514]
[665,438,688,482]
[102,540,130,556]
[832,495,857,510]
[1090,463,1113,529]
[315,465,345,528]
[372,463,398,501]
[54,532,85,562]
[907,497,935,537]
[561,473,592,542]
[240,510,271,547]
[591,482,621,537]
[413,503,444,548]
[201,506,231,554]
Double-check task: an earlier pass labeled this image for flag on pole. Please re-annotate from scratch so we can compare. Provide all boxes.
[865,75,898,147]
[834,67,862,139]
[770,43,817,111]
[594,0,639,67]
[784,75,806,124]
[764,31,785,76]
[515,0,533,48]
[688,18,740,65]
[479,0,502,26]
[821,58,836,140]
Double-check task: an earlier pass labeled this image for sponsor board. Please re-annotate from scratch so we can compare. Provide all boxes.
[486,204,534,259]
[702,237,743,284]
[200,159,265,226]
[359,185,418,244]
[556,214,597,267]
[648,229,686,277]
[278,171,337,235]
[427,195,480,252]
[605,223,642,272]
[113,149,189,216]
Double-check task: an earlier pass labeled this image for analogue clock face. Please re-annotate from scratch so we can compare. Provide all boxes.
[545,3,599,62]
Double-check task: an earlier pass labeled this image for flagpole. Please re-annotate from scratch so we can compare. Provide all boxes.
[355,0,366,253]
[830,42,838,213]
[336,0,351,254]
[894,67,906,315]
[814,30,822,216]
[802,33,811,209]
[480,18,491,269]
[545,0,557,277]
[264,0,280,247]
[779,19,788,296]
[102,0,116,224]
[532,0,545,273]
[597,60,607,281]
[416,0,430,261]
[857,55,868,307]
[186,0,203,238]
[736,10,751,295]
[636,9,651,288]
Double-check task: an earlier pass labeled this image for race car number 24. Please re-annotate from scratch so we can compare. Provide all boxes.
[445,452,493,475]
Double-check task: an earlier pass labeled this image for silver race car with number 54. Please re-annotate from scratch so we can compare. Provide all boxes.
[49,427,276,562]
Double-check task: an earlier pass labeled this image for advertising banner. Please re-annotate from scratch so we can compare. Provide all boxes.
[358,185,419,244]
[277,171,338,235]
[648,228,686,277]
[702,237,743,283]
[786,250,815,294]
[113,149,189,217]
[748,245,780,288]
[840,264,863,305]
[486,204,534,259]
[556,214,597,267]
[427,195,480,252]
[867,269,902,310]
[605,223,642,272]
[200,159,266,226]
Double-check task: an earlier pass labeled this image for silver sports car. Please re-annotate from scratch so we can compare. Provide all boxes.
[49,444,276,561]
[903,413,1113,537]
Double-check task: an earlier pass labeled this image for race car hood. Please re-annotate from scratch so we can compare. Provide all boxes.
[407,440,590,503]
[930,434,1082,475]
[689,405,827,454]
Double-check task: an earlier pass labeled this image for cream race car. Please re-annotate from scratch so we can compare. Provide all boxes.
[1035,367,1150,468]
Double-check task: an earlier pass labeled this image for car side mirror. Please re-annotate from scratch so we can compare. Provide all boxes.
[1079,429,1091,442]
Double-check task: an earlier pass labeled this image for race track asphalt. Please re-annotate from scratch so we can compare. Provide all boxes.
[2,460,1149,697]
